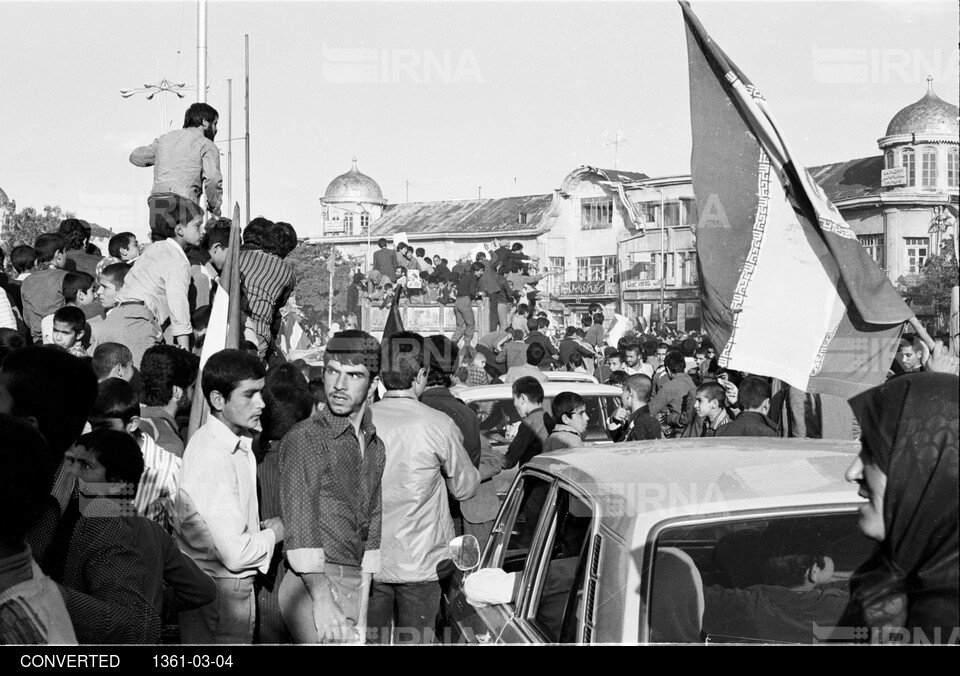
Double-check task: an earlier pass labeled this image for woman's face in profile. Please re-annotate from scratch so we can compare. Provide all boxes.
[846,449,888,541]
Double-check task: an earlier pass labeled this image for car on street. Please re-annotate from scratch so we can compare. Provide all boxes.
[441,437,870,644]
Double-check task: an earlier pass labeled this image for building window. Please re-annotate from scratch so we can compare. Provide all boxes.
[921,148,938,188]
[519,212,528,225]
[948,148,958,188]
[651,252,676,281]
[902,148,915,186]
[904,237,928,274]
[360,213,370,231]
[343,213,354,236]
[858,234,885,269]
[680,251,698,286]
[544,256,565,296]
[681,199,698,226]
[580,197,613,230]
[576,256,616,282]
[885,149,895,169]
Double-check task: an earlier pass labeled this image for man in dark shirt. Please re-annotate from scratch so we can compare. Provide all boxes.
[451,262,484,349]
[372,239,398,283]
[502,376,552,470]
[617,373,662,442]
[524,317,559,369]
[558,326,596,369]
[278,330,385,644]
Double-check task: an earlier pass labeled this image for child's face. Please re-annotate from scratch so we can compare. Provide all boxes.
[98,278,121,308]
[64,444,109,493]
[209,243,228,271]
[694,393,721,420]
[52,250,67,269]
[76,287,96,306]
[120,239,141,261]
[52,321,80,349]
[178,218,204,247]
[473,353,486,367]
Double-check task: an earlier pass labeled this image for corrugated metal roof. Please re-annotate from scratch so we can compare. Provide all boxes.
[369,194,555,236]
[808,156,883,203]
[591,167,650,184]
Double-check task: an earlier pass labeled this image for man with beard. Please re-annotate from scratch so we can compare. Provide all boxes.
[138,345,200,458]
[278,330,385,644]
[130,102,223,218]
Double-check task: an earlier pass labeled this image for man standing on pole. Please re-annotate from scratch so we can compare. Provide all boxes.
[130,102,223,228]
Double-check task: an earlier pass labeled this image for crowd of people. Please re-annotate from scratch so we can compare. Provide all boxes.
[0,101,955,647]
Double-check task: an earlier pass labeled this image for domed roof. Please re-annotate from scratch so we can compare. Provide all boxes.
[322,158,386,205]
[0,186,10,205]
[885,80,959,137]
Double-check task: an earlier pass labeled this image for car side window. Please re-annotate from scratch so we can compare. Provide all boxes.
[488,474,553,578]
[647,512,872,644]
[526,489,595,643]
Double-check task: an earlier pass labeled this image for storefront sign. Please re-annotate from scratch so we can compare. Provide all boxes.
[881,167,906,187]
[560,280,616,296]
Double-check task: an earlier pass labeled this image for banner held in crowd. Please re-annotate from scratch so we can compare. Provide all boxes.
[681,0,913,398]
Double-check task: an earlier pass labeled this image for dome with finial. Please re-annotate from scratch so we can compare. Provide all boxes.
[885,78,959,137]
[322,158,386,205]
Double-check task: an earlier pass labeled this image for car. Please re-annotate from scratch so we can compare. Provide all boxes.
[541,371,599,384]
[441,437,871,644]
[455,382,623,498]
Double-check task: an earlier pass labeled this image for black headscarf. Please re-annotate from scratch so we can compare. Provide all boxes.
[846,372,959,643]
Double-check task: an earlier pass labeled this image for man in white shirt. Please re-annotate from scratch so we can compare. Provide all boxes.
[174,349,283,644]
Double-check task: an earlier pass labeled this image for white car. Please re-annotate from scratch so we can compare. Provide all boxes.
[442,438,871,644]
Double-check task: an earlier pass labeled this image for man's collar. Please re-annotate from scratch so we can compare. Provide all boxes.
[317,406,375,440]
[552,423,581,437]
[523,406,544,419]
[421,386,453,398]
[207,414,252,453]
[381,390,418,401]
[163,237,189,264]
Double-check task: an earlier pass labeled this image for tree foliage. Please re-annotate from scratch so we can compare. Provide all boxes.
[286,242,358,324]
[1,204,75,251]
[898,237,958,333]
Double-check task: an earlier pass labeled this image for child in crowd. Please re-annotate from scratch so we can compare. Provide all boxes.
[21,233,68,342]
[449,366,470,395]
[466,349,492,387]
[682,381,731,438]
[63,429,214,620]
[111,194,203,367]
[92,263,131,352]
[88,378,181,529]
[41,272,95,346]
[50,306,89,357]
[10,245,36,281]
[616,374,662,442]
[108,232,141,265]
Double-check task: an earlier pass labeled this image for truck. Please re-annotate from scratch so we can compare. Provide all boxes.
[360,297,490,342]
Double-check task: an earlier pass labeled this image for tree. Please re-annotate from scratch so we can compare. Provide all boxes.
[898,237,958,334]
[1,204,75,252]
[285,242,357,323]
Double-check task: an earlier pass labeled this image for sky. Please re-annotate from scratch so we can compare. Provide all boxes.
[1,0,957,239]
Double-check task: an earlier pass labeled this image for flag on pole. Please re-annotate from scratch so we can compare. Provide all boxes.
[187,203,244,439]
[681,1,913,398]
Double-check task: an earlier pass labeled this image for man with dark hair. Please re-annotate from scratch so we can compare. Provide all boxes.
[130,101,223,217]
[559,325,595,369]
[0,413,78,644]
[451,261,484,349]
[372,238,398,282]
[278,330,385,644]
[524,316,558,368]
[139,345,198,457]
[238,219,297,360]
[718,376,778,438]
[648,352,698,438]
[58,219,103,286]
[91,342,135,383]
[1,347,159,644]
[504,341,549,384]
[501,376,551,470]
[175,349,282,644]
[21,233,68,342]
[368,332,479,644]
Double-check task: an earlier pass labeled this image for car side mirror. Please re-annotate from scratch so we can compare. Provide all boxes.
[449,535,481,572]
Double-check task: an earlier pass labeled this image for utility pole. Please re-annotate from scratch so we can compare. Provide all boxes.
[227,78,232,211]
[244,34,251,225]
[197,0,207,103]
[605,130,627,170]
[405,180,410,202]
[478,186,482,199]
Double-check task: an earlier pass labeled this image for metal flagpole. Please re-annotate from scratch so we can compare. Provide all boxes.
[245,34,251,224]
[227,78,232,212]
[197,0,207,103]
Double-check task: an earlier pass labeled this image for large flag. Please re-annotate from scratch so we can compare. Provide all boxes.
[187,203,244,439]
[381,286,405,343]
[681,1,913,398]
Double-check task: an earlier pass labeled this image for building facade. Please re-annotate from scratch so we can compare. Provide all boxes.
[0,186,15,235]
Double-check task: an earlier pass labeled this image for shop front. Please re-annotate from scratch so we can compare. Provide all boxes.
[622,280,701,333]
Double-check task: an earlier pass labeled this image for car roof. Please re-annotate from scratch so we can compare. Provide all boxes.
[542,371,599,383]
[457,382,621,402]
[522,438,862,544]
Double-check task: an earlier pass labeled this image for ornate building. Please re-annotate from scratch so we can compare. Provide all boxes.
[310,158,388,244]
[0,185,15,234]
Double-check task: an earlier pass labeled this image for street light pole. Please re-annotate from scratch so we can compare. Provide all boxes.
[197,0,207,103]
[659,188,665,328]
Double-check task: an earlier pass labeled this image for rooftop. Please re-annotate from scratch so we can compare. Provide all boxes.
[369,193,556,237]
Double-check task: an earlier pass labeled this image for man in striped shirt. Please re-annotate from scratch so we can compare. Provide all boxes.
[238,220,298,360]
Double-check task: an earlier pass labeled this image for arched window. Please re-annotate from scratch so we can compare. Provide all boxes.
[921,147,938,188]
[901,148,916,186]
[948,147,958,188]
[885,149,895,169]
